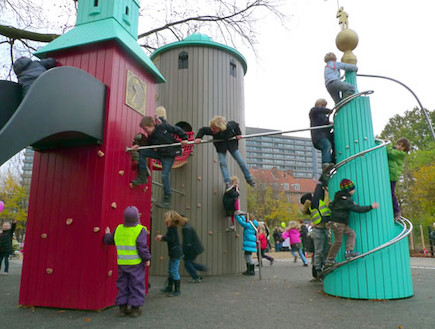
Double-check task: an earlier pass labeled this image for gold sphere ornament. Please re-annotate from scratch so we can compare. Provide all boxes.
[335,29,358,64]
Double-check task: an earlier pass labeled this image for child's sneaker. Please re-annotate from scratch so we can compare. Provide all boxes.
[394,212,401,220]
[345,250,360,260]
[270,258,274,265]
[225,226,235,232]
[321,162,334,174]
[303,263,309,267]
[247,179,256,187]
[190,277,202,283]
[293,256,297,263]
[324,259,336,267]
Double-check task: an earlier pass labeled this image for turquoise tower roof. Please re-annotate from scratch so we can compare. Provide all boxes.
[34,0,165,83]
[151,34,247,74]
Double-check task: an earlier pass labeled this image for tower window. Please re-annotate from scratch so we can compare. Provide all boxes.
[230,60,237,77]
[94,0,99,6]
[125,6,129,15]
[178,51,188,69]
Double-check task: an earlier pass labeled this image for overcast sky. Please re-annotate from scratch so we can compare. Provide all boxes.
[243,0,435,138]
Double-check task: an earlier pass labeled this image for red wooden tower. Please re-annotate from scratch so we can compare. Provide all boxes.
[19,0,164,310]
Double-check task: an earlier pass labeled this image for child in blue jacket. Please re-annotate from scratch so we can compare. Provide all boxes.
[235,212,258,276]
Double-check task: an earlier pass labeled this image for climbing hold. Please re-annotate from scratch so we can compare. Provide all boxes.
[93,227,100,233]
[213,159,217,163]
[197,176,202,181]
[339,152,342,155]
[213,189,217,195]
[186,206,191,210]
[346,145,349,149]
[160,256,164,261]
[118,170,124,176]
[97,150,104,157]
[107,270,113,277]
[66,218,73,225]
[223,250,227,254]
[197,203,201,208]
[364,137,368,140]
[129,183,134,189]
[208,231,213,235]
[354,140,358,143]
[143,186,148,192]
[111,202,117,209]
[41,233,47,239]
[46,268,53,274]
[181,184,185,188]
[235,233,240,238]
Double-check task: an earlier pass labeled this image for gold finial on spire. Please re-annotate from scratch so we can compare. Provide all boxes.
[335,7,358,64]
[336,7,349,30]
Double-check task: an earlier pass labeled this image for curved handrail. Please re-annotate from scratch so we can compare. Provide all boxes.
[329,139,391,177]
[332,90,374,117]
[319,216,413,279]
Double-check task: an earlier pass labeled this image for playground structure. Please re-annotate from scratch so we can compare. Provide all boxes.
[0,2,419,309]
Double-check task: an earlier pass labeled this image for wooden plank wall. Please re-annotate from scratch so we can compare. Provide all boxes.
[150,46,247,276]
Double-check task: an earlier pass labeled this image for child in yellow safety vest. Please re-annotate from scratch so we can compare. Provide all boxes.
[104,206,151,317]
[300,179,331,280]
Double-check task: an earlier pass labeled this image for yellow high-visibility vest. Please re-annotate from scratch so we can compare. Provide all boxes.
[114,224,145,265]
[309,200,331,225]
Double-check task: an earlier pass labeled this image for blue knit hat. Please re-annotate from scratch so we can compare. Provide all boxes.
[124,206,140,225]
[340,178,355,192]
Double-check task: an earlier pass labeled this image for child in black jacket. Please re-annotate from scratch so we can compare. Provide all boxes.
[131,116,188,208]
[0,220,16,275]
[194,116,255,188]
[155,211,184,296]
[325,179,379,266]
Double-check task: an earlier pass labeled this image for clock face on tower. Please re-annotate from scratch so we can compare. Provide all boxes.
[125,70,146,115]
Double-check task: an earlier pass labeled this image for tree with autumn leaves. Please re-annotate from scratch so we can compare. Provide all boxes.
[0,170,28,240]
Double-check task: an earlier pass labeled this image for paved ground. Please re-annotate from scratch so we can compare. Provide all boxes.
[1,254,434,329]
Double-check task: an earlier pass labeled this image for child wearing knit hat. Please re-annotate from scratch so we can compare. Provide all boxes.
[324,179,379,267]
[104,206,151,317]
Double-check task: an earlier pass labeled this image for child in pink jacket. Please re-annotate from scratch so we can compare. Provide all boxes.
[281,221,308,266]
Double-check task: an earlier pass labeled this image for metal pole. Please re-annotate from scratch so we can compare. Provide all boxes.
[357,73,435,142]
[126,124,334,152]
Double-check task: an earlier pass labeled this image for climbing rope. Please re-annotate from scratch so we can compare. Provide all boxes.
[318,216,413,279]
[125,124,334,152]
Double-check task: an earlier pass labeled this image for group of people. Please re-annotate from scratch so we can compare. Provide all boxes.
[104,208,206,317]
[129,113,255,209]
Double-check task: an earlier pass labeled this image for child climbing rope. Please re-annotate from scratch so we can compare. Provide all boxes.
[155,211,184,296]
[130,116,189,208]
[386,137,411,220]
[194,116,256,188]
[324,179,379,267]
[222,176,240,232]
[103,206,151,317]
[235,211,258,276]
[309,98,335,173]
[324,52,358,104]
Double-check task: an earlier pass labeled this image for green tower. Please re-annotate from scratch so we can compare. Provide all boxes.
[323,15,413,299]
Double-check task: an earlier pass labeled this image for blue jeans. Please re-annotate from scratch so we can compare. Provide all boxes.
[168,258,181,280]
[291,247,308,265]
[314,138,333,164]
[0,253,10,273]
[218,150,252,184]
[184,259,207,279]
[138,149,175,197]
[275,242,283,252]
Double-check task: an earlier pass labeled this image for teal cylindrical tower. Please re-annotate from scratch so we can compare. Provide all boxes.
[323,25,413,299]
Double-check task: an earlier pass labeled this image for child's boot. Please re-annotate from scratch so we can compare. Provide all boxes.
[118,304,129,317]
[345,250,360,260]
[130,306,142,317]
[167,280,181,297]
[248,264,256,276]
[155,195,171,209]
[242,263,250,275]
[131,168,149,186]
[160,277,173,293]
